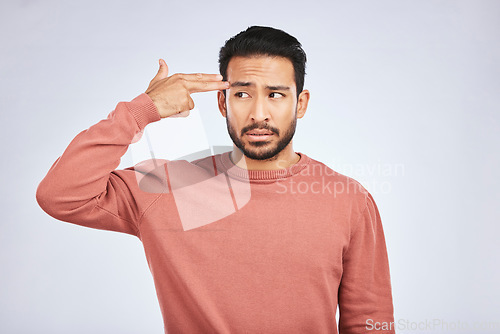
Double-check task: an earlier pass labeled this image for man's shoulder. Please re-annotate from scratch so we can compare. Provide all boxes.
[117,154,219,193]
[301,153,370,199]
[191,153,218,169]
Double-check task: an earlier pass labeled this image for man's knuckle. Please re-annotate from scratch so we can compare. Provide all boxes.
[176,77,187,86]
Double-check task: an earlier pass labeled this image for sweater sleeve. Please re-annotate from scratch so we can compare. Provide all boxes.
[338,191,396,334]
[35,93,162,237]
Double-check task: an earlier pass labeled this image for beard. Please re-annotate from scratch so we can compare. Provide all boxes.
[226,108,297,161]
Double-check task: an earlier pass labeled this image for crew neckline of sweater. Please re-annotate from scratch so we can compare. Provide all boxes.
[218,151,311,183]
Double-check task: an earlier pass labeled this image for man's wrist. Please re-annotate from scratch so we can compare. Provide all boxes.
[127,93,162,130]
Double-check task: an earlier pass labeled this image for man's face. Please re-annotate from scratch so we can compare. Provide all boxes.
[218,55,306,161]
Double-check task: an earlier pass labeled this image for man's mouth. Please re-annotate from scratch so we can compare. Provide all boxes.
[246,129,274,135]
[246,129,274,141]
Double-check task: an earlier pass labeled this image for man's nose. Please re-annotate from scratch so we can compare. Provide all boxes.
[250,96,270,122]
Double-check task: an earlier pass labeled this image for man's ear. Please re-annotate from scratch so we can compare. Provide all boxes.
[217,91,227,118]
[296,89,310,119]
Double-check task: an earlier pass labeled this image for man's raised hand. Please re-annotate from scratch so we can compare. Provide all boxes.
[145,59,229,118]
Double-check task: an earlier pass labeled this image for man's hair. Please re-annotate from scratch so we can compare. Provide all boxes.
[218,26,307,98]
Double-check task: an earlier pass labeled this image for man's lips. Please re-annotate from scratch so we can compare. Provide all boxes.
[246,129,274,135]
[246,130,274,142]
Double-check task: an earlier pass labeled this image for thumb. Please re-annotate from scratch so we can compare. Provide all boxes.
[156,58,169,79]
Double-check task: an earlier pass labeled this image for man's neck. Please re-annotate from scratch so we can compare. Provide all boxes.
[230,145,300,171]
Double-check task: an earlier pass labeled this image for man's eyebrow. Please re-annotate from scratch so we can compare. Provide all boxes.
[230,81,290,91]
[230,81,254,88]
[266,85,290,91]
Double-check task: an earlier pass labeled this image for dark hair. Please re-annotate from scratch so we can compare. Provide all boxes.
[218,26,307,98]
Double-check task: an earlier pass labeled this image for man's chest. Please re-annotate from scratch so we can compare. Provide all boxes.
[139,187,352,281]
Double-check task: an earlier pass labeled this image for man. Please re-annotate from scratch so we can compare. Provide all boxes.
[36,26,395,333]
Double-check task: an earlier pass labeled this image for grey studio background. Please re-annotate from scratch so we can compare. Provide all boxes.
[1,0,499,333]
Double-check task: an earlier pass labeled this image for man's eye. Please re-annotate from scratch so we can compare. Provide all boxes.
[235,92,249,98]
[269,92,284,98]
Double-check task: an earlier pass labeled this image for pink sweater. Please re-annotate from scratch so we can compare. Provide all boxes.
[36,93,395,334]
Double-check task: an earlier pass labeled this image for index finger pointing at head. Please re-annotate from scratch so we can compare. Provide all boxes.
[187,80,230,93]
[178,73,224,81]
